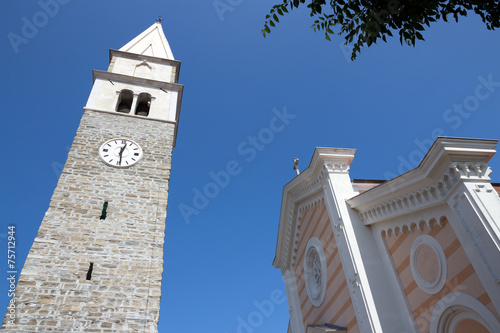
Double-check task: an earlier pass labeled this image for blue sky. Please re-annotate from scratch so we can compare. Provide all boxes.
[1,1,499,332]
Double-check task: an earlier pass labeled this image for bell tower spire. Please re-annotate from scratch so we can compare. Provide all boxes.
[119,21,174,60]
[85,22,183,144]
[2,23,183,332]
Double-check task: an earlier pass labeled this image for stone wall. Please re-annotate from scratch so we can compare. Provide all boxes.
[2,110,175,332]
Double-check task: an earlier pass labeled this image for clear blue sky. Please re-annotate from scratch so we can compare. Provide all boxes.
[1,1,499,332]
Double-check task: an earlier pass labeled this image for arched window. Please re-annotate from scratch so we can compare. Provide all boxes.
[116,90,133,114]
[430,292,500,333]
[135,93,151,116]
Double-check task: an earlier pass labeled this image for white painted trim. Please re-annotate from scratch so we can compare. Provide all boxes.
[430,292,500,333]
[372,222,418,333]
[82,108,176,124]
[445,191,500,316]
[323,174,382,333]
[284,269,306,333]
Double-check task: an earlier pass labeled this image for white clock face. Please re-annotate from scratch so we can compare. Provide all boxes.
[99,138,143,168]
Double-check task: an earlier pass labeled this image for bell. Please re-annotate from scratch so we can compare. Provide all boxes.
[117,100,131,113]
[136,102,149,116]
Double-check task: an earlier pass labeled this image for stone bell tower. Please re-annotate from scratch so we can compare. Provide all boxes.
[2,22,183,332]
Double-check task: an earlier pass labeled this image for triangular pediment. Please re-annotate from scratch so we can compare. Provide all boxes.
[119,22,174,60]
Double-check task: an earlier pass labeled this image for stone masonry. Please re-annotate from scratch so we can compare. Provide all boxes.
[1,110,176,332]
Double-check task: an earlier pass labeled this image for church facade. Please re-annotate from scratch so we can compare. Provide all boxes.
[2,23,182,332]
[275,137,500,333]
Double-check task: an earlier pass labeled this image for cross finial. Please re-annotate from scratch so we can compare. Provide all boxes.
[156,16,163,24]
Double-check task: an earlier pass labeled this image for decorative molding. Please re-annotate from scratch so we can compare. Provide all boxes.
[291,168,328,203]
[452,162,492,180]
[278,159,351,273]
[380,216,446,240]
[274,148,355,274]
[410,235,447,295]
[304,237,327,307]
[291,196,324,267]
[357,162,490,225]
[325,161,351,173]
[450,190,500,284]
[279,198,296,274]
[430,292,500,333]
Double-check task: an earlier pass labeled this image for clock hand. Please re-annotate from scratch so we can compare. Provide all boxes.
[118,144,126,165]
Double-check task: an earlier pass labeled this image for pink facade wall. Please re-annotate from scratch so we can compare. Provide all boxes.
[383,217,500,332]
[294,200,358,332]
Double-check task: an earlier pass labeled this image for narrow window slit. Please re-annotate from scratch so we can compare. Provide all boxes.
[100,202,108,220]
[86,263,94,280]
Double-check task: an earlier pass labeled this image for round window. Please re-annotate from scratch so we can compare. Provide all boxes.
[410,235,447,295]
[304,237,327,307]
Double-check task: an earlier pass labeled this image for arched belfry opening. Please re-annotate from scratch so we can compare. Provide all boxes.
[116,89,133,113]
[135,93,151,116]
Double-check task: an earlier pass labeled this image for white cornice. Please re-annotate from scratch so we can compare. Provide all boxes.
[109,49,180,67]
[347,137,497,225]
[108,49,181,84]
[273,148,356,273]
[92,70,184,91]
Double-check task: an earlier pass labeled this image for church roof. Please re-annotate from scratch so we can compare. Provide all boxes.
[119,22,175,60]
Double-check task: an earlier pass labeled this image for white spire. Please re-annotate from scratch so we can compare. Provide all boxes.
[119,22,175,60]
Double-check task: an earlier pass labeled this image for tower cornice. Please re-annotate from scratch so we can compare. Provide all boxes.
[92,70,184,91]
[108,49,181,83]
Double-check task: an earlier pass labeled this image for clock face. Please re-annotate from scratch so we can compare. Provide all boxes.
[99,138,143,168]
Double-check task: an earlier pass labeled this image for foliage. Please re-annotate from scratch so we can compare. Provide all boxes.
[262,0,500,60]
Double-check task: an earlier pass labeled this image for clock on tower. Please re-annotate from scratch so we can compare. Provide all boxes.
[2,22,183,332]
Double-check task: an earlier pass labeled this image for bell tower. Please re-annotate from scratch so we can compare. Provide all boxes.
[2,22,183,332]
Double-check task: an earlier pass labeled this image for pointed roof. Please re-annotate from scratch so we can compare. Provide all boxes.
[119,22,175,60]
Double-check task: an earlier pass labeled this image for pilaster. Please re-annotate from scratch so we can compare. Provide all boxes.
[284,269,306,333]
